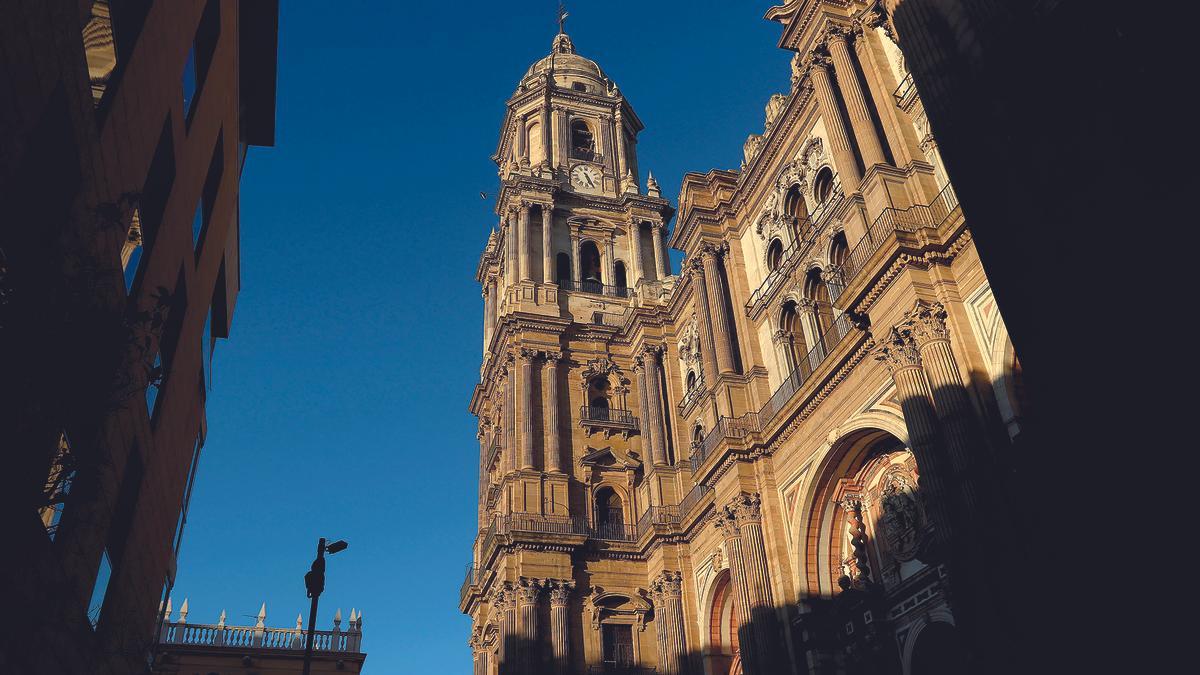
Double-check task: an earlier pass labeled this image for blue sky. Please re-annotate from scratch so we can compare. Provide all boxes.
[171,1,790,671]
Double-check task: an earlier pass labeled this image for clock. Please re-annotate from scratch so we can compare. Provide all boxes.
[570,164,602,191]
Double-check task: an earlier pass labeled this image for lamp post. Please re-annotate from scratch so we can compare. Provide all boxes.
[302,537,348,675]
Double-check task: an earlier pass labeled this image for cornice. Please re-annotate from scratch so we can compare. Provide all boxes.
[847,218,971,315]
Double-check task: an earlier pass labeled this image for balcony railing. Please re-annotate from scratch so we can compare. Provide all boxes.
[677,378,706,413]
[460,565,480,605]
[758,312,855,424]
[835,183,959,301]
[499,513,592,537]
[745,181,845,317]
[580,406,636,425]
[893,71,917,106]
[593,521,637,542]
[158,617,363,653]
[678,483,714,519]
[561,279,633,298]
[690,413,762,472]
[636,505,681,538]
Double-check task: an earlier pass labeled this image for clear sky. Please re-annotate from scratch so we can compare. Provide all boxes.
[171,1,791,671]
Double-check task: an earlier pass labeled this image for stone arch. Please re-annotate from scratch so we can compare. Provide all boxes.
[699,568,741,675]
[790,412,910,599]
[902,614,963,675]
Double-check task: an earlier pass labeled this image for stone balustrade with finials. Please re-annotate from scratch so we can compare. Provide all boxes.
[155,598,364,653]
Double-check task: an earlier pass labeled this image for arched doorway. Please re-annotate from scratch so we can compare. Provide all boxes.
[594,487,625,540]
[580,240,602,293]
[706,570,742,675]
[910,622,967,675]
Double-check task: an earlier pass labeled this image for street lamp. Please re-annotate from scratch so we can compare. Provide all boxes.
[302,537,348,675]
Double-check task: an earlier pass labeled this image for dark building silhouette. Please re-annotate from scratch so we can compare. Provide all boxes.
[0,1,277,672]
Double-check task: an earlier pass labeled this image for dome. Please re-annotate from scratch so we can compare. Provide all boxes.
[520,33,614,93]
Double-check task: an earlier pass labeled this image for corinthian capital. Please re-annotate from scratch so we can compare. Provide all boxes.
[713,508,741,540]
[548,579,574,607]
[731,492,763,526]
[517,577,543,605]
[650,571,683,599]
[824,23,854,44]
[904,300,951,345]
[542,350,564,364]
[518,347,540,363]
[870,327,922,374]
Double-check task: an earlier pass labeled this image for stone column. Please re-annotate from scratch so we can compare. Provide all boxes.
[633,357,659,466]
[730,493,779,673]
[549,579,573,674]
[569,232,582,285]
[841,496,872,585]
[772,329,795,380]
[504,210,518,286]
[796,298,821,363]
[614,110,627,185]
[502,358,515,474]
[700,243,737,375]
[826,27,888,170]
[805,54,863,191]
[517,577,541,671]
[628,221,643,286]
[604,236,616,288]
[493,583,517,671]
[905,301,984,514]
[689,259,720,382]
[519,204,532,281]
[516,113,528,162]
[650,571,687,675]
[542,205,555,284]
[652,223,669,279]
[546,104,557,170]
[642,345,668,466]
[519,349,537,470]
[487,279,497,332]
[871,327,955,543]
[482,287,492,354]
[544,351,563,473]
[714,508,762,673]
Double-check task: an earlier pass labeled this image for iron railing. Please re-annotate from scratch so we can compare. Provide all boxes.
[689,413,762,472]
[636,505,681,538]
[580,406,637,426]
[893,71,917,105]
[561,279,633,298]
[835,183,959,300]
[499,513,592,537]
[593,520,637,542]
[758,312,855,424]
[677,377,706,413]
[678,483,714,519]
[460,565,480,605]
[745,180,845,316]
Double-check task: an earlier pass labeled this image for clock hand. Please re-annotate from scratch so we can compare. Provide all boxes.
[585,173,595,187]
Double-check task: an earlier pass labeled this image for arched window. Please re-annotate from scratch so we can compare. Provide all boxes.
[707,571,741,675]
[784,184,809,239]
[556,252,572,283]
[805,269,835,347]
[527,121,544,165]
[594,487,625,539]
[613,261,628,296]
[580,240,602,292]
[829,231,849,268]
[766,238,784,272]
[571,119,595,161]
[813,167,834,204]
[692,423,704,446]
[587,376,611,420]
[685,371,697,392]
[780,300,808,374]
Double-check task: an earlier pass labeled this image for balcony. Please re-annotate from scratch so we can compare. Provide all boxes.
[592,521,637,542]
[833,183,960,304]
[561,278,633,298]
[580,405,639,437]
[677,377,706,414]
[689,413,762,472]
[158,615,363,653]
[460,565,480,606]
[893,71,918,111]
[745,181,846,318]
[635,505,680,538]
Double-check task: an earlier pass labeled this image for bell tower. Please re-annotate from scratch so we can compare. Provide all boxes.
[477,26,675,337]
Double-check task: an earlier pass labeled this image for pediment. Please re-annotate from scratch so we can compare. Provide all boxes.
[580,445,642,470]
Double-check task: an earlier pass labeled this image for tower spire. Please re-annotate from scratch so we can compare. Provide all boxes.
[557,2,569,36]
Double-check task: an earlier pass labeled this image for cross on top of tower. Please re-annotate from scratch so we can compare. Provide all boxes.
[557,3,569,35]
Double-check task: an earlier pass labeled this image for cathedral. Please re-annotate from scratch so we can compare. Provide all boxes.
[460,2,1026,673]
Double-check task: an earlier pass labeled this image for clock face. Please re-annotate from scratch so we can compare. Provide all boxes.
[570,164,602,191]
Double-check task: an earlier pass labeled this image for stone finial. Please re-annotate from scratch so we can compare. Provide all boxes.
[356,610,363,630]
[646,171,662,198]
[178,598,189,623]
[161,597,172,622]
[296,613,303,631]
[334,607,343,630]
[256,602,267,628]
[217,609,226,628]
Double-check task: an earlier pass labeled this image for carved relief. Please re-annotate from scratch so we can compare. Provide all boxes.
[879,468,923,563]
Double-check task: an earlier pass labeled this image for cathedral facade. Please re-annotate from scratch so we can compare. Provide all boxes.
[461,2,1025,674]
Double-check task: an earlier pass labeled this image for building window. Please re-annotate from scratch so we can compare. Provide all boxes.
[784,184,808,240]
[587,376,611,420]
[579,241,602,290]
[81,1,116,106]
[146,351,163,418]
[572,82,588,92]
[766,238,784,272]
[570,119,595,161]
[594,487,626,540]
[183,0,221,123]
[555,252,571,283]
[88,549,113,629]
[686,371,697,392]
[813,167,834,203]
[193,131,223,252]
[613,261,628,295]
[121,207,143,292]
[602,623,635,667]
[173,436,203,557]
[40,432,76,540]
